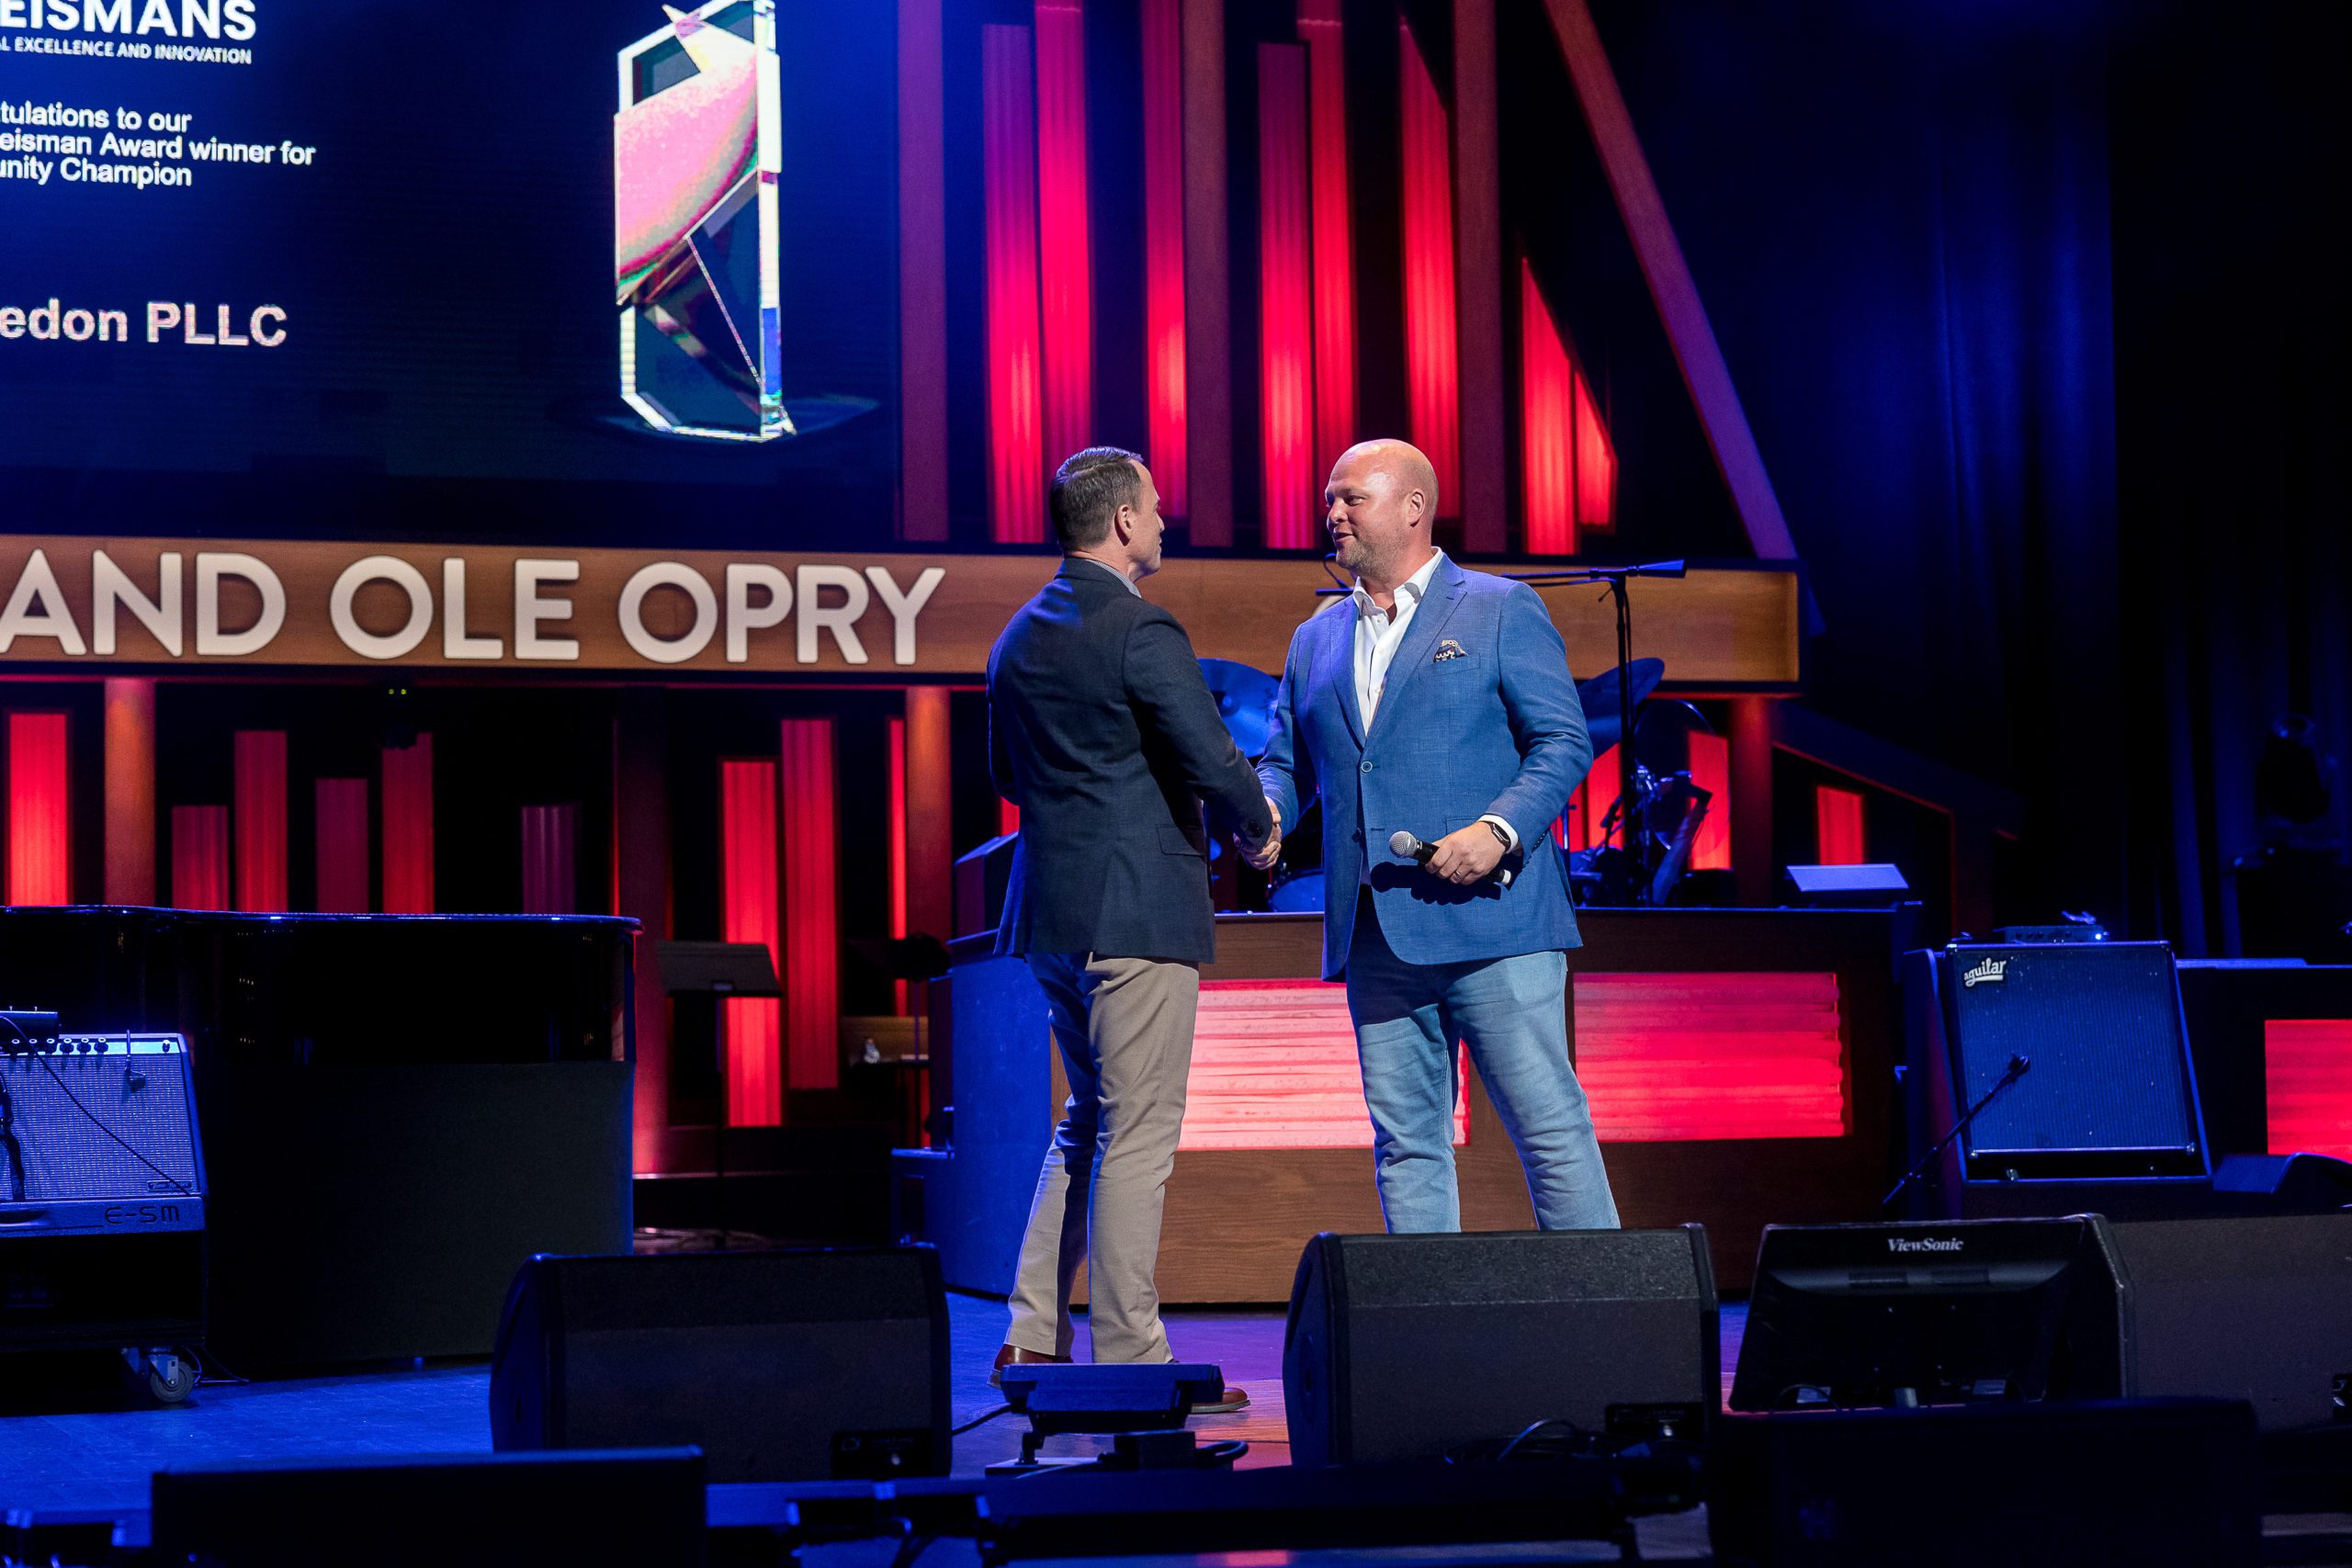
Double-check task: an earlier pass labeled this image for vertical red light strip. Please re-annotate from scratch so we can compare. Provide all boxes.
[1573,369,1615,529]
[1519,259,1577,556]
[899,0,950,542]
[1688,729,1731,871]
[6,711,71,906]
[520,803,579,915]
[888,715,910,1014]
[983,25,1047,544]
[232,729,288,913]
[780,718,841,1092]
[1000,798,1022,838]
[1815,784,1866,865]
[1300,0,1353,465]
[720,759,784,1128]
[1140,0,1187,513]
[170,805,230,910]
[312,777,370,913]
[379,735,435,914]
[1564,743,1621,852]
[1035,1,1092,466]
[1257,42,1314,548]
[1398,21,1460,513]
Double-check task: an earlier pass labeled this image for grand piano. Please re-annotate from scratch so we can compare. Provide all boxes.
[0,908,635,1367]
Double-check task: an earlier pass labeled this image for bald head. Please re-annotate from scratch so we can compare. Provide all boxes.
[1325,439,1440,590]
[1339,440,1440,515]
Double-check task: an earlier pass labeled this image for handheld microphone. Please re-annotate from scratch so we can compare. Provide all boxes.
[1388,830,1515,888]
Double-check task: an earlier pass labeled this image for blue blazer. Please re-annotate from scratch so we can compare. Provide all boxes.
[1257,557,1592,980]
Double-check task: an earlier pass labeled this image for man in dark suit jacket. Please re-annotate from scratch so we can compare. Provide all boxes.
[988,446,1271,1404]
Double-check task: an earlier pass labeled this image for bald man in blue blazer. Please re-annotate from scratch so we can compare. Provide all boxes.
[1250,439,1619,1233]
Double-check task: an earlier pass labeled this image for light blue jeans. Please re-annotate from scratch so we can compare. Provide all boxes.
[1345,898,1619,1233]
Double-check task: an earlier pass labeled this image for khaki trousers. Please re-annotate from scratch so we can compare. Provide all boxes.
[1003,952,1200,1364]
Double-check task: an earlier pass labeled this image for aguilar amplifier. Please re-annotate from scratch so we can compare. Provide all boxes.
[0,1031,207,1395]
[1901,942,2210,1217]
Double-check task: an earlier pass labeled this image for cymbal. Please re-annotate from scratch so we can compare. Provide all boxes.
[1198,658,1281,757]
[1577,657,1666,752]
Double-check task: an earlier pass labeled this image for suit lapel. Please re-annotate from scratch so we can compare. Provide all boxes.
[1325,602,1367,749]
[1364,558,1468,746]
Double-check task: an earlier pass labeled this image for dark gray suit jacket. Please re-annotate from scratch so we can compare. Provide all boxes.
[989,559,1272,964]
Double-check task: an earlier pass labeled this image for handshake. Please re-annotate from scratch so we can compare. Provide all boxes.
[1233,800,1512,886]
[1239,798,1285,872]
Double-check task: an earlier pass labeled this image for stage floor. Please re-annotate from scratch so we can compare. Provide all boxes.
[0,1292,1743,1557]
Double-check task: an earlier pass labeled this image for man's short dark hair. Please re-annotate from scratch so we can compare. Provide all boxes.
[1048,446,1144,551]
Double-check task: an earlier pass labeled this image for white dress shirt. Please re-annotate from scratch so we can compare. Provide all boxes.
[1350,548,1445,731]
[1347,550,1519,869]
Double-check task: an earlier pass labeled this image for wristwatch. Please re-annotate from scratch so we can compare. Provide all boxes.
[1485,819,1512,849]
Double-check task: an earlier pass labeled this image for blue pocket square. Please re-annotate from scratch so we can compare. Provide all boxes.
[1432,638,1467,662]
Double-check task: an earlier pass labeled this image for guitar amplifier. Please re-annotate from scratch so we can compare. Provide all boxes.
[0,1033,206,1231]
[1903,943,2210,1217]
[0,1033,207,1361]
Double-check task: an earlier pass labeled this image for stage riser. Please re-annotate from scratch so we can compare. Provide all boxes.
[932,908,1906,1299]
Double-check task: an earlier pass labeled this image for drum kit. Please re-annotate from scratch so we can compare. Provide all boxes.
[1197,625,1715,909]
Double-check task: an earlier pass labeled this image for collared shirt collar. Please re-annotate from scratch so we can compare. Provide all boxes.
[1350,548,1447,621]
[1068,555,1142,596]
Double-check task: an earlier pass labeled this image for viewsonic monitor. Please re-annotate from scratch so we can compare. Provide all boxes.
[1728,1217,2128,1412]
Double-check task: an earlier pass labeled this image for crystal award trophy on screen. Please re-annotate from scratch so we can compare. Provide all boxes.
[616,1,789,442]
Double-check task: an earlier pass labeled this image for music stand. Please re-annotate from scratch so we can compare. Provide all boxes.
[846,935,953,1145]
[657,941,781,1250]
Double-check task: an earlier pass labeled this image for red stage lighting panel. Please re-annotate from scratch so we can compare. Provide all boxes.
[1140,0,1187,515]
[982,23,1047,544]
[2267,1019,2352,1161]
[1179,979,1467,1151]
[1257,42,1316,549]
[1815,784,1866,865]
[170,805,231,911]
[1034,0,1093,467]
[1573,972,1846,1142]
[720,757,783,1126]
[380,736,435,914]
[6,711,70,906]
[1397,21,1459,513]
[1688,729,1731,871]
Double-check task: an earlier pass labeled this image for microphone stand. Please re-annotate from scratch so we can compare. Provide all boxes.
[1509,561,1685,903]
[1882,1054,2031,1212]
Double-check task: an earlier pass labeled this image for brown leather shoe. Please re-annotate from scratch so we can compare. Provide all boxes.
[1190,1382,1250,1415]
[989,1343,1071,1389]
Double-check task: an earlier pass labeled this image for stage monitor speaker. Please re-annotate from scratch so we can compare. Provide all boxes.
[490,1245,949,1483]
[1906,942,2209,1208]
[1784,863,1909,906]
[2109,1213,2352,1432]
[1709,1399,2260,1568]
[152,1448,706,1568]
[2211,1152,2352,1213]
[1282,1226,1717,1468]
